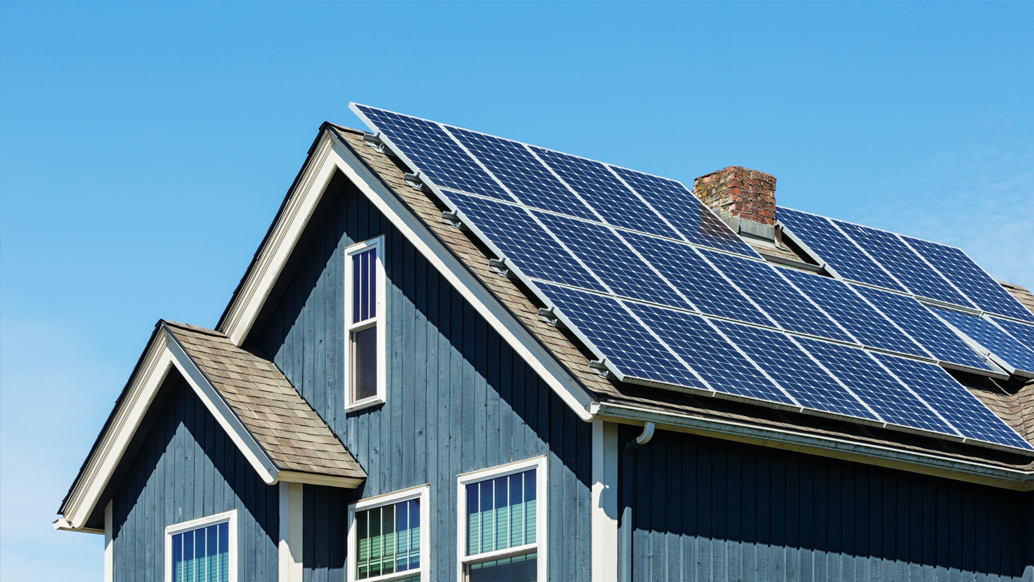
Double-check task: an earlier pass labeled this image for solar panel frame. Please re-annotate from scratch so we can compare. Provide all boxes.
[930,306,1034,378]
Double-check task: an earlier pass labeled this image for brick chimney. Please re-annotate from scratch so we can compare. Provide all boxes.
[693,166,777,242]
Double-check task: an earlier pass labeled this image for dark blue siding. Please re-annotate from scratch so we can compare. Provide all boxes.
[111,376,278,582]
[258,179,592,581]
[622,427,1034,582]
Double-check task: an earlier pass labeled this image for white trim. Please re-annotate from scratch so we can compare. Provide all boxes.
[164,509,238,582]
[456,457,548,582]
[104,500,113,582]
[591,421,618,582]
[278,482,303,582]
[347,484,430,582]
[344,236,388,411]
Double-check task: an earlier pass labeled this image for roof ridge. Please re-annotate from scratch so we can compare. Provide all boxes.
[159,319,227,338]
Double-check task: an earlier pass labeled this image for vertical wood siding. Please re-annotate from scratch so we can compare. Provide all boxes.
[258,179,593,582]
[111,377,278,582]
[621,426,1034,582]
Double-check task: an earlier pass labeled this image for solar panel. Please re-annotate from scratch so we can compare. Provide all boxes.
[531,147,682,239]
[872,354,1033,450]
[608,166,761,258]
[852,286,997,374]
[534,281,706,390]
[446,127,598,220]
[780,269,929,357]
[622,231,772,326]
[794,338,956,436]
[626,302,796,405]
[710,320,878,420]
[351,105,512,201]
[776,207,906,292]
[900,235,1034,323]
[533,212,692,310]
[833,220,975,307]
[991,317,1034,351]
[443,190,606,292]
[930,306,1034,376]
[700,250,854,342]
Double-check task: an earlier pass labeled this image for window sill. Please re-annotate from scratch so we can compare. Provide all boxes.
[345,395,385,413]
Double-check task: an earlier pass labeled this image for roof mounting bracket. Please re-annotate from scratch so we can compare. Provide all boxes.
[537,307,559,327]
[363,132,385,153]
[489,258,511,278]
[403,172,426,191]
[589,358,610,378]
[441,211,464,229]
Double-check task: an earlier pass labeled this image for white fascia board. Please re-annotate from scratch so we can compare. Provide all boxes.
[217,127,594,421]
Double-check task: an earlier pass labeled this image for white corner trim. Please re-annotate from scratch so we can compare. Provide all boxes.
[164,509,238,582]
[591,421,618,582]
[104,500,113,582]
[279,482,303,582]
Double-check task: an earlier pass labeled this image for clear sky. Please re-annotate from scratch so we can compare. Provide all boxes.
[2,2,1032,579]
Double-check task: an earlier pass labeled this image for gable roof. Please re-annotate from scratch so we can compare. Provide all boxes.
[57,320,363,532]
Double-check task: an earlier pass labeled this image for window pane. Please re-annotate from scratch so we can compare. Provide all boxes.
[352,248,377,324]
[467,552,538,582]
[465,469,537,558]
[171,523,229,582]
[356,499,421,581]
[352,327,378,401]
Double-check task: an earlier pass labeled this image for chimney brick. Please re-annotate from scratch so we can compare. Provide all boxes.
[692,166,777,226]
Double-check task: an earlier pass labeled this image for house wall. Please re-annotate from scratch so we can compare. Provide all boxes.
[257,177,593,581]
[110,375,279,582]
[622,426,1034,582]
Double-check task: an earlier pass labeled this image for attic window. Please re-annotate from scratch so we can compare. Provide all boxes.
[345,236,387,411]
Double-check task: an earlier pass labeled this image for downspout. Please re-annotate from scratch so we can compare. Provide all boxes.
[619,422,655,582]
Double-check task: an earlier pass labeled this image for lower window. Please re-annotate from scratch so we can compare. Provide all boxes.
[348,485,429,582]
[457,457,547,582]
[164,510,236,582]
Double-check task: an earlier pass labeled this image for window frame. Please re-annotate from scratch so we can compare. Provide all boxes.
[344,235,387,412]
[346,484,431,582]
[455,456,548,582]
[163,509,237,582]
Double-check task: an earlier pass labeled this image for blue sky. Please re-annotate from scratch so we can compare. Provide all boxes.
[2,2,1032,579]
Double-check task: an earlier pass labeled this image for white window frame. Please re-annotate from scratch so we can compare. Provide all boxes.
[456,456,548,582]
[344,235,387,412]
[347,484,430,582]
[164,509,238,582]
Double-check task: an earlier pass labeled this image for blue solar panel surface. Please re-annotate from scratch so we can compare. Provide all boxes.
[781,269,928,357]
[623,231,772,326]
[852,286,996,373]
[833,220,975,307]
[700,250,854,342]
[872,354,1033,450]
[532,147,681,239]
[931,307,1034,375]
[533,213,692,309]
[444,191,606,292]
[627,302,795,405]
[794,338,955,436]
[776,207,906,292]
[535,282,705,390]
[447,127,598,221]
[609,166,760,258]
[901,235,1034,323]
[710,320,877,420]
[991,318,1034,351]
[353,105,511,201]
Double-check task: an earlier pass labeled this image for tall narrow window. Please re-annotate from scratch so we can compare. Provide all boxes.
[164,510,237,582]
[345,236,386,411]
[457,458,547,582]
[348,485,429,582]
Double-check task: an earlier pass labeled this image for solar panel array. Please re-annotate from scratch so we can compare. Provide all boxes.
[352,103,1034,453]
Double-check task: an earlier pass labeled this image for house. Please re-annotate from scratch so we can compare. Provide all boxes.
[56,104,1034,582]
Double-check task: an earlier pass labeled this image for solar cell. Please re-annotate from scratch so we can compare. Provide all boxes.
[833,220,975,307]
[626,302,796,405]
[352,105,512,201]
[443,190,606,293]
[700,250,854,342]
[531,147,681,239]
[852,286,997,373]
[794,338,956,436]
[931,307,1034,376]
[447,127,597,220]
[872,354,1033,450]
[991,318,1034,351]
[622,231,772,326]
[901,235,1034,323]
[776,207,906,292]
[608,166,760,258]
[535,281,706,390]
[780,269,929,357]
[710,320,878,420]
[533,212,692,310]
